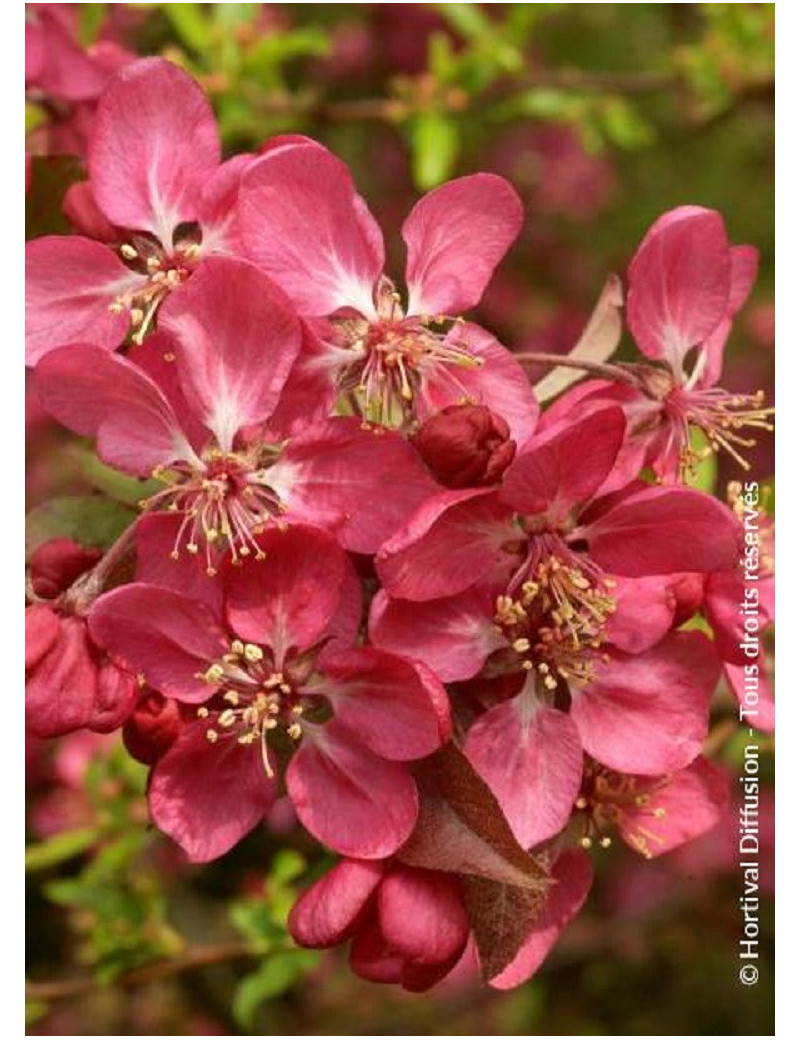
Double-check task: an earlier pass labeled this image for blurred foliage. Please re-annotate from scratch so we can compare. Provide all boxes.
[26,2,774,1035]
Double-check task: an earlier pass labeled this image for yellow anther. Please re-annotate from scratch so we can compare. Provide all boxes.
[230,640,244,655]
[120,243,138,260]
[243,643,263,663]
[205,729,218,744]
[263,672,283,689]
[218,709,236,728]
[580,836,593,849]
[653,807,667,819]
[575,796,588,810]
[203,664,224,684]
[264,718,278,730]
[238,732,257,745]
[291,704,304,716]
[223,690,240,706]
[108,301,125,315]
[146,255,161,272]
[287,722,303,740]
[186,543,199,555]
[512,638,531,653]
[130,307,145,327]
[599,836,612,848]
[197,706,210,718]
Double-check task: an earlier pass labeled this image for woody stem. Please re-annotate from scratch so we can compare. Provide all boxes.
[61,522,139,616]
[515,352,642,388]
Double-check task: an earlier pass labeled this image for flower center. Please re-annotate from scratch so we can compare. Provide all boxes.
[668,386,774,474]
[493,550,616,688]
[142,445,287,574]
[109,227,202,343]
[573,760,670,857]
[195,639,329,776]
[329,279,483,430]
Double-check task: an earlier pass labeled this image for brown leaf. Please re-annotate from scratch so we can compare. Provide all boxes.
[398,743,552,891]
[461,872,550,981]
[534,274,624,403]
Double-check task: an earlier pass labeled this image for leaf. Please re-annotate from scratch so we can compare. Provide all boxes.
[25,496,136,559]
[534,274,624,403]
[233,950,318,1029]
[411,113,460,191]
[685,427,718,493]
[161,4,212,53]
[68,445,160,506]
[461,872,550,981]
[398,744,551,891]
[25,828,99,872]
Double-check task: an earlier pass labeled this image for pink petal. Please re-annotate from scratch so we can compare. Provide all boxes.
[261,323,338,436]
[134,514,223,615]
[489,849,593,989]
[319,646,451,759]
[416,324,538,447]
[289,859,385,947]
[272,417,439,554]
[697,244,759,388]
[239,144,384,317]
[404,174,523,316]
[29,8,107,100]
[617,758,730,858]
[26,616,98,738]
[158,257,301,450]
[88,57,221,244]
[25,236,143,364]
[500,407,625,519]
[464,690,583,848]
[62,181,118,241]
[35,344,195,475]
[571,631,719,775]
[378,865,469,966]
[368,587,505,683]
[376,488,517,601]
[604,575,675,654]
[580,485,740,576]
[224,526,350,658]
[89,584,228,702]
[287,723,418,858]
[626,206,732,372]
[25,604,60,670]
[149,719,276,862]
[196,154,255,255]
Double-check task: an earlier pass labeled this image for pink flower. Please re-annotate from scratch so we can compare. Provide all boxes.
[25,538,138,739]
[237,139,537,438]
[288,847,592,992]
[572,756,730,859]
[546,207,771,482]
[89,525,451,862]
[26,58,251,364]
[35,257,438,570]
[370,408,738,844]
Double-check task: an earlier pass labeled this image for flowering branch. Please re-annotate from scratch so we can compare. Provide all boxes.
[514,351,643,387]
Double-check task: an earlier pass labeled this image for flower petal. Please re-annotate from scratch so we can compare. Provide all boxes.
[289,859,385,947]
[89,584,228,702]
[369,587,505,683]
[224,526,350,657]
[319,646,451,759]
[35,344,195,474]
[404,174,523,316]
[464,690,583,848]
[239,143,384,317]
[626,206,731,372]
[272,417,439,554]
[149,719,276,862]
[500,407,625,519]
[376,488,517,601]
[88,57,221,243]
[378,865,469,967]
[287,723,418,858]
[571,632,719,775]
[25,236,142,364]
[158,256,301,450]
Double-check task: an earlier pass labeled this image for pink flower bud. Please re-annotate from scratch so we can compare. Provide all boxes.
[412,404,516,488]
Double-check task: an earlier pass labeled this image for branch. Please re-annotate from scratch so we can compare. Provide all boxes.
[61,522,138,615]
[26,940,255,1003]
[515,352,642,388]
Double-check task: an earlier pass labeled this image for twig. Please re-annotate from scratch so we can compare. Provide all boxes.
[515,352,642,388]
[26,940,255,1003]
[61,522,138,615]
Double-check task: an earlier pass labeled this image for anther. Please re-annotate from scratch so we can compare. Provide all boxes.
[243,643,264,663]
[120,243,138,260]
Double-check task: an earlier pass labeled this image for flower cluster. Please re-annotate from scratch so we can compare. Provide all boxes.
[26,58,774,992]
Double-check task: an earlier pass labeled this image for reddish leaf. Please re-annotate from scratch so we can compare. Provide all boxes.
[461,870,550,981]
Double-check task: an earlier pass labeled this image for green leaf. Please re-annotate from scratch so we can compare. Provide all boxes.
[78,3,106,45]
[233,951,318,1028]
[69,446,160,506]
[25,828,99,872]
[161,3,212,52]
[435,3,492,40]
[25,999,48,1027]
[410,112,460,190]
[598,97,654,150]
[686,427,718,493]
[25,496,135,558]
